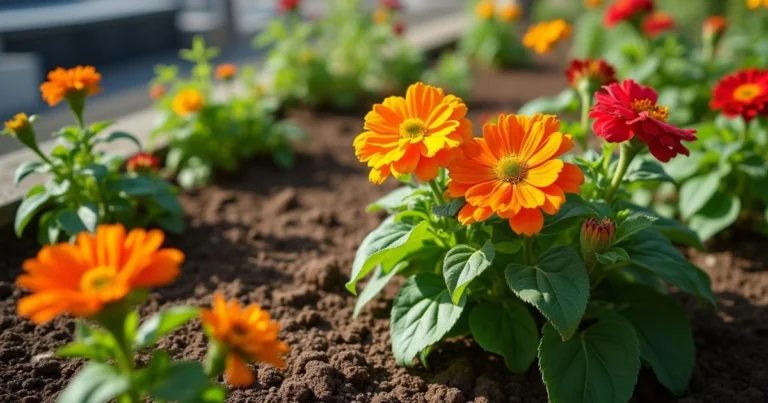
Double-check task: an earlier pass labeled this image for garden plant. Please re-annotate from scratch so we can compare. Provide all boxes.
[460,0,529,68]
[3,66,184,244]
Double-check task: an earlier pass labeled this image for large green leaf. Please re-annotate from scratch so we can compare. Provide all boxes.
[57,362,130,403]
[538,318,640,403]
[603,284,694,397]
[617,202,703,250]
[391,273,465,366]
[688,192,740,242]
[15,185,50,236]
[134,306,200,349]
[352,263,402,318]
[14,160,45,184]
[505,246,590,340]
[679,173,720,219]
[469,301,538,374]
[623,159,675,184]
[443,241,495,304]
[615,214,657,244]
[346,218,434,294]
[624,230,714,304]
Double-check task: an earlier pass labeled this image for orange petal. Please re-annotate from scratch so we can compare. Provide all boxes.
[519,120,547,161]
[509,208,544,236]
[391,146,420,176]
[225,354,254,387]
[552,134,575,158]
[525,159,564,187]
[514,182,546,209]
[540,184,566,215]
[554,163,585,193]
[414,156,440,182]
[527,133,564,167]
[369,165,391,184]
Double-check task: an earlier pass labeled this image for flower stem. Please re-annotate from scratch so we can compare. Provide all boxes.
[428,180,445,205]
[604,142,639,203]
[578,88,592,151]
[523,236,533,266]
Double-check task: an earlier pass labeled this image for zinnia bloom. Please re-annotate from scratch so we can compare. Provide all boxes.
[40,66,102,107]
[565,58,617,89]
[172,89,205,116]
[127,152,160,173]
[150,84,166,100]
[201,293,289,387]
[498,4,522,22]
[16,225,183,324]
[710,68,768,122]
[642,11,675,38]
[446,114,585,236]
[590,79,697,162]
[354,82,473,184]
[476,0,495,20]
[215,63,238,81]
[747,0,768,9]
[703,15,727,38]
[277,0,299,13]
[523,19,573,54]
[604,0,654,27]
[584,0,603,8]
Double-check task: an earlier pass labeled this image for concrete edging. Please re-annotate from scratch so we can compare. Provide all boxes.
[0,11,469,228]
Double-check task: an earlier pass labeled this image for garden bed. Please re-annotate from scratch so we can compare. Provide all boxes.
[1,65,767,403]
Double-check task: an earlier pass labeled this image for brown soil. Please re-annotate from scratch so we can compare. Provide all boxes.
[1,67,767,403]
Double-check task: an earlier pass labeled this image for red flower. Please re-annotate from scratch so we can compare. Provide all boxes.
[565,58,617,89]
[379,0,402,11]
[590,79,697,162]
[277,0,299,13]
[642,11,675,38]
[393,20,406,36]
[703,15,727,39]
[604,0,654,27]
[710,68,768,122]
[127,152,160,173]
[149,84,166,101]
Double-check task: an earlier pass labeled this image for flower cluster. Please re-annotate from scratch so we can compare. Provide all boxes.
[523,19,573,54]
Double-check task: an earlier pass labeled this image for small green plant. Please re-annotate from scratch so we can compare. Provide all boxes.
[3,66,183,244]
[150,37,306,189]
[459,0,529,68]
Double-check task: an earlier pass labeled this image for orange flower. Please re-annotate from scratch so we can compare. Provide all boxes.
[215,64,238,81]
[703,15,727,38]
[747,0,768,9]
[201,293,289,387]
[4,113,30,134]
[172,89,205,116]
[16,225,183,324]
[523,19,573,54]
[476,0,495,20]
[354,82,473,184]
[498,4,522,22]
[642,11,675,38]
[373,7,389,24]
[40,66,102,107]
[127,152,160,173]
[447,114,585,236]
[584,0,603,8]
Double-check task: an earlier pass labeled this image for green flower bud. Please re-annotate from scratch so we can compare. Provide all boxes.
[581,217,616,271]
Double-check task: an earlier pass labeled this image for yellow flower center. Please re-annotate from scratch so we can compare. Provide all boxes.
[631,98,669,122]
[400,118,427,139]
[733,83,763,102]
[80,266,119,294]
[495,155,528,183]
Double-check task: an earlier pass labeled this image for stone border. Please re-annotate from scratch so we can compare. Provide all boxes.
[0,11,469,228]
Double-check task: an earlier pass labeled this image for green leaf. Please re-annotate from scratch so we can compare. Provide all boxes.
[56,324,119,362]
[623,159,675,184]
[505,246,589,340]
[151,189,183,215]
[156,214,185,234]
[101,131,142,149]
[391,273,465,367]
[615,214,657,244]
[80,164,109,183]
[517,89,576,115]
[541,194,598,234]
[346,218,434,294]
[624,230,714,304]
[688,192,740,242]
[432,198,465,218]
[57,209,88,235]
[150,362,209,401]
[617,202,703,250]
[38,210,61,245]
[15,185,51,236]
[14,160,45,184]
[46,178,71,196]
[57,362,130,403]
[353,263,402,319]
[134,306,200,349]
[443,241,495,304]
[469,301,538,374]
[603,284,694,397]
[78,202,100,232]
[110,176,158,196]
[596,247,629,265]
[89,121,114,134]
[679,173,720,219]
[366,186,417,213]
[538,318,640,403]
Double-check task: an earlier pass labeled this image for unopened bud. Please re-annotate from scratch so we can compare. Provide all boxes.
[581,217,616,270]
[3,113,40,152]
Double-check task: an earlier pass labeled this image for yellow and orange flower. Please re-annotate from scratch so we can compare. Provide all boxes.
[215,63,238,81]
[747,0,768,9]
[354,82,473,184]
[16,225,183,324]
[4,113,30,135]
[201,293,289,387]
[476,0,495,21]
[447,114,584,236]
[584,0,603,8]
[498,3,522,22]
[523,19,573,54]
[172,88,205,116]
[373,7,389,24]
[40,66,102,107]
